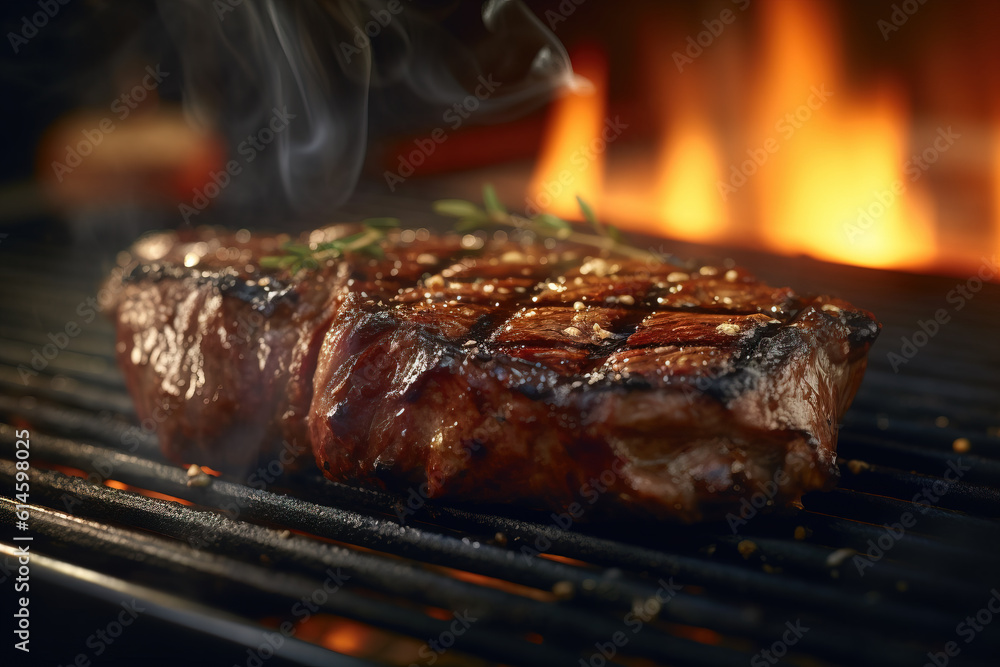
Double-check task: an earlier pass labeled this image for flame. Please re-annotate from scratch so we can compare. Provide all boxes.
[528,47,606,219]
[753,0,935,270]
[652,114,728,243]
[758,86,937,269]
[526,0,949,274]
[995,125,1000,256]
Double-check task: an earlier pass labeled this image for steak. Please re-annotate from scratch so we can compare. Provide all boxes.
[105,225,880,522]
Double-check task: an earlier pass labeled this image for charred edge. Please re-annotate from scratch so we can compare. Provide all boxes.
[842,309,882,347]
[123,262,297,315]
[697,321,800,405]
[514,382,550,401]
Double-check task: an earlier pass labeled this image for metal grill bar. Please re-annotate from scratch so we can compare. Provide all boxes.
[3,422,992,623]
[0,467,755,667]
[0,544,379,667]
[0,501,589,667]
[7,417,999,664]
[2,227,1000,666]
[0,439,988,664]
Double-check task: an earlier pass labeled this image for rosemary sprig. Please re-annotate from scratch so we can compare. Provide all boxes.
[260,185,681,273]
[260,217,399,273]
[433,185,651,262]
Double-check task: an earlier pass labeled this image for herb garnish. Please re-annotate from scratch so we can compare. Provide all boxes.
[433,185,651,259]
[260,185,677,272]
[259,217,399,273]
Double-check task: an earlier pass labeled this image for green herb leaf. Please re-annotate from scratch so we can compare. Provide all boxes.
[482,184,506,218]
[260,222,393,273]
[605,224,623,244]
[576,195,601,233]
[362,217,400,231]
[357,244,385,258]
[532,213,568,230]
[282,243,315,257]
[454,216,489,232]
[433,199,483,218]
[259,255,297,269]
[264,186,663,274]
[334,231,370,247]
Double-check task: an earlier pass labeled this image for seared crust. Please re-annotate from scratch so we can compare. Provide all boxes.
[104,228,335,472]
[105,226,879,520]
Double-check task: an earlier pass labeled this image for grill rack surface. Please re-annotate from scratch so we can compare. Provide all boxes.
[1,221,999,667]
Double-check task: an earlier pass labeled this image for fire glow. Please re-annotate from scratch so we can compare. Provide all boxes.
[528,0,996,277]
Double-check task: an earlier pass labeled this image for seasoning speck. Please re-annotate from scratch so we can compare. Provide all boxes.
[186,464,212,488]
[716,322,740,335]
[552,581,574,600]
[501,250,527,263]
[846,459,871,475]
[593,323,613,340]
[737,540,757,559]
[825,547,857,567]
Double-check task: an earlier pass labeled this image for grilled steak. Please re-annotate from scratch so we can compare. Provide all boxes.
[105,225,879,522]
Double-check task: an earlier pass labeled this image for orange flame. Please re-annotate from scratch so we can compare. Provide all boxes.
[652,113,728,243]
[528,47,606,219]
[995,125,1000,257]
[527,0,950,274]
[752,0,935,271]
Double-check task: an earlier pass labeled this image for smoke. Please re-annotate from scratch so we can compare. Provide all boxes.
[157,0,581,224]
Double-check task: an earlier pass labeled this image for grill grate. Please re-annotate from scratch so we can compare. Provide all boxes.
[1,222,999,667]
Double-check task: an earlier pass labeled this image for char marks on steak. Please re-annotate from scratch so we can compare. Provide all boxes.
[105,226,880,522]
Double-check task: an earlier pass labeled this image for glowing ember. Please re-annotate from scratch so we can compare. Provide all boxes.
[321,619,373,655]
